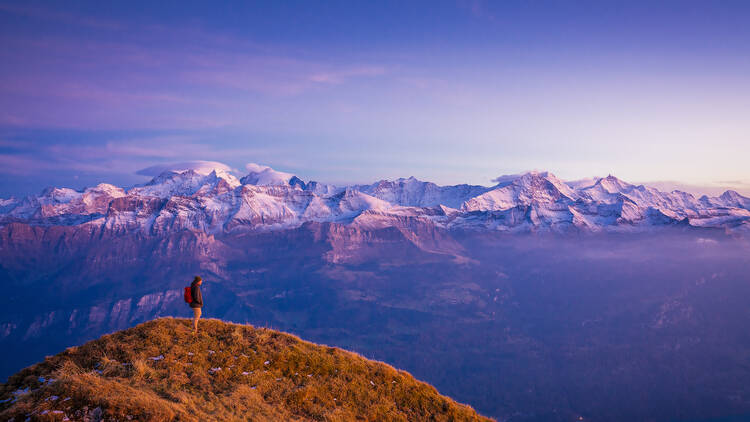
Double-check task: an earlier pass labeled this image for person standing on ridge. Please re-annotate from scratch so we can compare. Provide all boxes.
[190,276,203,335]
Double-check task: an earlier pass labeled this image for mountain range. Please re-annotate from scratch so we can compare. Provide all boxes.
[3,163,750,421]
[1,163,749,234]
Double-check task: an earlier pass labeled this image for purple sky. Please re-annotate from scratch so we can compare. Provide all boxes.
[1,1,749,197]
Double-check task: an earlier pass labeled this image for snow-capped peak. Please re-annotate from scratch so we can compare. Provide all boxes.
[398,176,420,183]
[241,163,298,186]
[565,177,601,190]
[131,163,241,197]
[492,171,575,196]
[717,190,750,209]
[515,171,579,200]
[39,187,81,203]
[3,165,750,234]
[595,175,633,194]
[720,190,745,201]
[137,161,235,178]
[461,171,580,212]
[493,171,546,186]
[135,161,241,190]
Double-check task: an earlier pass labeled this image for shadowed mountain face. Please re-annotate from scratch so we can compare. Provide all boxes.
[2,219,750,421]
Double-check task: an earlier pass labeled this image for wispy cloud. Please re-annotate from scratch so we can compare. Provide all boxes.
[0,6,391,129]
[136,161,234,177]
[181,57,387,96]
[0,132,294,182]
[716,180,750,189]
[0,154,58,176]
[641,180,750,197]
[308,66,387,84]
[0,3,123,30]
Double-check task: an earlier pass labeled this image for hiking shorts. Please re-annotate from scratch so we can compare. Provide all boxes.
[192,307,202,319]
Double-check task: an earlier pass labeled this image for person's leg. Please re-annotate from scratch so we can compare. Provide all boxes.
[192,307,201,334]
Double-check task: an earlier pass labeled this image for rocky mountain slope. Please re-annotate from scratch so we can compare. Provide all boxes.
[1,163,748,233]
[0,318,491,421]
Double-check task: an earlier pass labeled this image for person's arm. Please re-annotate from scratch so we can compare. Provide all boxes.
[195,286,203,306]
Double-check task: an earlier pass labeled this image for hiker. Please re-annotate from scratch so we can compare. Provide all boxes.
[190,276,203,334]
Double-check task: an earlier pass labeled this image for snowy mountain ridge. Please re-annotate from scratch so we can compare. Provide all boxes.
[1,164,749,234]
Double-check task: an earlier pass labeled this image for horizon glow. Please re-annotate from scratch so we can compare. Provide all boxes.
[1,1,749,197]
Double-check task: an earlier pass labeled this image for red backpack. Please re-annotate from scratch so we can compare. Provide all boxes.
[184,286,193,303]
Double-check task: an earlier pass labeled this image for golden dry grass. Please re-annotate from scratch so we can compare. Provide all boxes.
[0,318,493,421]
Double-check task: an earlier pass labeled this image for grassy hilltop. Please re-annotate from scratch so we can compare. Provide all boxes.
[0,318,492,421]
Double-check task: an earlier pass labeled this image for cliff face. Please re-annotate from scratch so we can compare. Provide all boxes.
[0,219,465,380]
[0,318,491,422]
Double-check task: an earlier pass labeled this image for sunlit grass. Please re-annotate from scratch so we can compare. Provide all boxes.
[0,317,492,421]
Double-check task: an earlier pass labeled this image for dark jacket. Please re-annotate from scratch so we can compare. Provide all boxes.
[190,282,203,308]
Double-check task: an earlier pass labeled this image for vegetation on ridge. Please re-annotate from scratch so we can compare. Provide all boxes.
[0,318,492,421]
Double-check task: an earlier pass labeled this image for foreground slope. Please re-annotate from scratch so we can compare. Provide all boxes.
[0,318,491,422]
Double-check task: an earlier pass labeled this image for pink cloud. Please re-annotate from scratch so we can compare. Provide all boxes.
[0,29,390,128]
[308,66,387,84]
[641,180,750,197]
[0,114,29,126]
[0,154,55,176]
[0,131,299,181]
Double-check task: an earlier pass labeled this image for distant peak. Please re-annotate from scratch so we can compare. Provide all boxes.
[396,176,421,183]
[594,174,631,193]
[720,189,741,199]
[84,183,126,197]
[244,162,274,174]
[241,163,298,186]
[136,161,234,178]
[565,177,601,190]
[289,175,306,189]
[492,170,554,185]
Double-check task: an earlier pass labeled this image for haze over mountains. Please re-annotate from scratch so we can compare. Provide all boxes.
[3,162,750,421]
[1,162,749,234]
